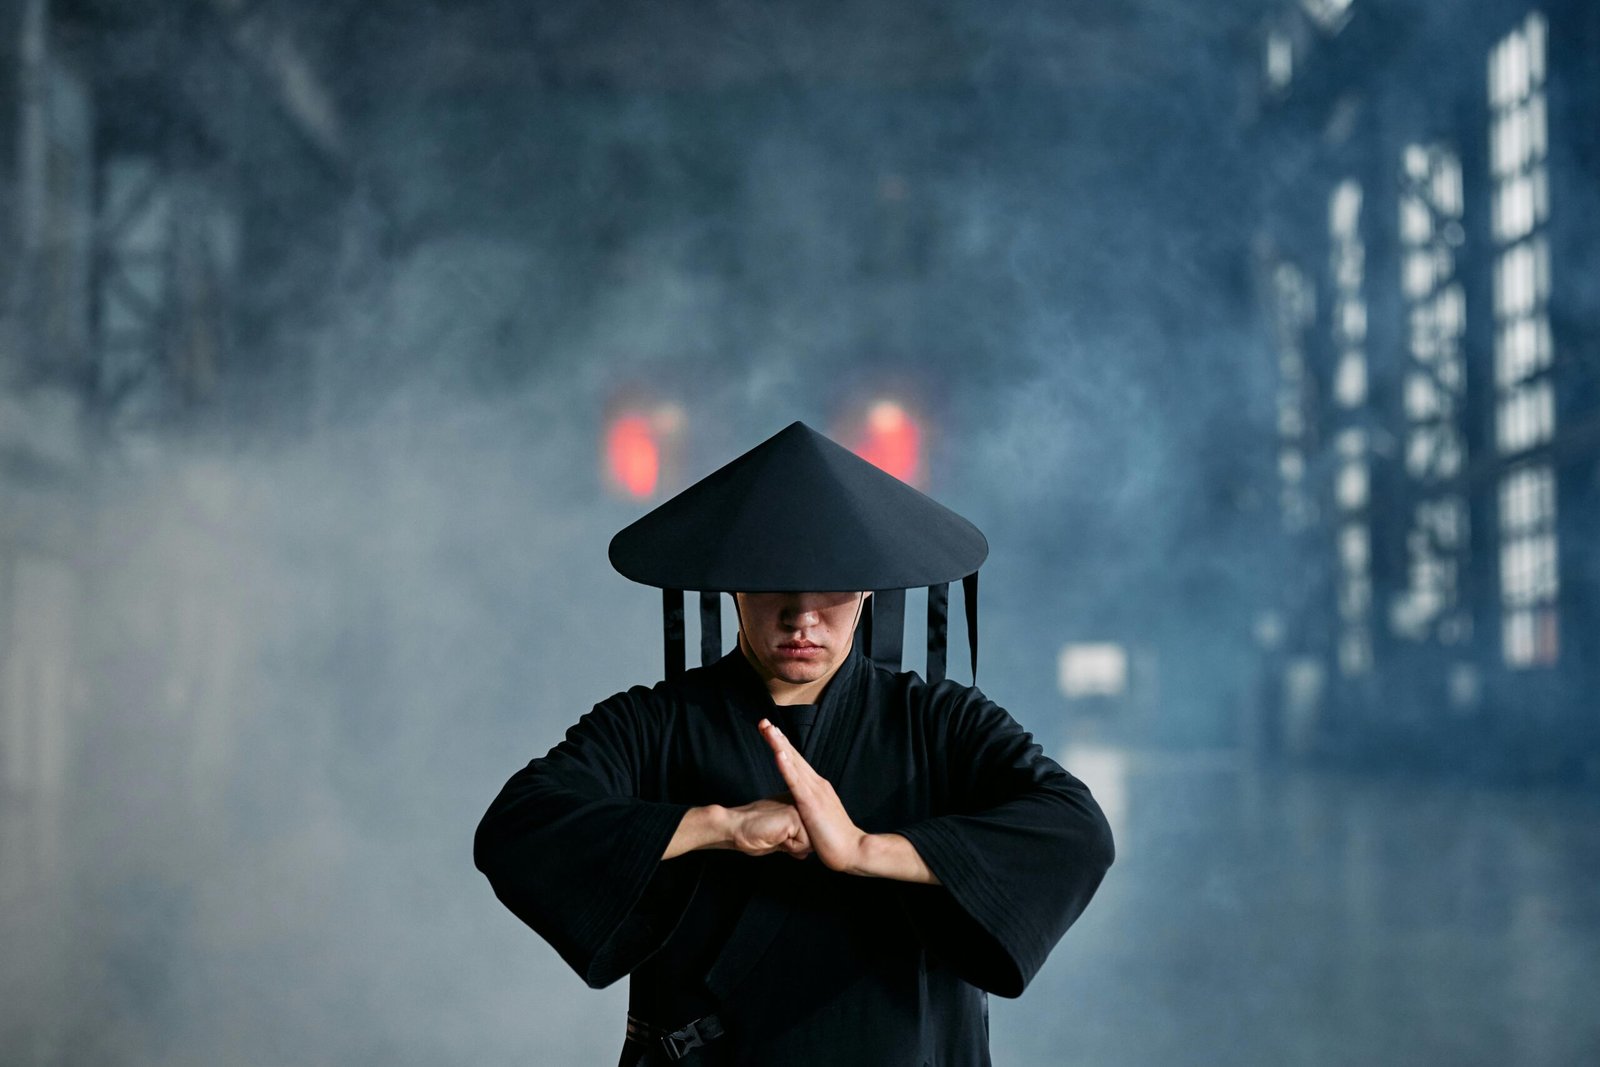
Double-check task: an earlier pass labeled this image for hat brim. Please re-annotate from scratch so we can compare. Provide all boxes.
[608,421,988,592]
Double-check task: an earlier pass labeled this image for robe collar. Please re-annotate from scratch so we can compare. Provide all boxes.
[712,637,868,787]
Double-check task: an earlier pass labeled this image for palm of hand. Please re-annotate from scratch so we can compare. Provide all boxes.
[758,719,868,873]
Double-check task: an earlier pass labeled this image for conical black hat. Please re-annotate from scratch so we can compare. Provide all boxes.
[608,421,988,592]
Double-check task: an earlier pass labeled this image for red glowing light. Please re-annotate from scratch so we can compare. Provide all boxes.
[851,401,923,486]
[606,414,661,498]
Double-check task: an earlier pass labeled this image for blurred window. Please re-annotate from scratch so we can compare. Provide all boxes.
[1393,145,1470,646]
[1265,31,1294,93]
[1488,13,1559,667]
[1057,644,1129,699]
[1270,263,1315,532]
[1301,0,1356,34]
[1329,180,1371,675]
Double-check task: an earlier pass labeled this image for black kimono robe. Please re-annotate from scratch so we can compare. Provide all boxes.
[474,642,1115,1066]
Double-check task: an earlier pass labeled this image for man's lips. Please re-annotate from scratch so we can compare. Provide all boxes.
[776,642,824,657]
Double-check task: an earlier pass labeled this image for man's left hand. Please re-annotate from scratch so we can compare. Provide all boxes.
[758,718,939,884]
[759,718,868,873]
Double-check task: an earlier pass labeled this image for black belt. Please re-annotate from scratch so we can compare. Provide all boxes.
[626,1012,726,1062]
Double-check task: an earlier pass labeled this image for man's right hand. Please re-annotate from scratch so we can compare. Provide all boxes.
[723,797,813,857]
[662,800,812,860]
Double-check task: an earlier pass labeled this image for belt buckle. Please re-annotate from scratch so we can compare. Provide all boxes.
[659,1019,706,1061]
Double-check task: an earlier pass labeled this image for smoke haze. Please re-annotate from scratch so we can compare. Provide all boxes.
[2,1,1597,1064]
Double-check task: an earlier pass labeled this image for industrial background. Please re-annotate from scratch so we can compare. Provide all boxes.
[1,0,1596,1063]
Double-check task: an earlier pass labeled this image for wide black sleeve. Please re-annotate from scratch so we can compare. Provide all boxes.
[473,689,700,989]
[895,686,1115,998]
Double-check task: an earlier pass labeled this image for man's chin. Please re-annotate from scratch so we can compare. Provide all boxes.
[772,662,830,685]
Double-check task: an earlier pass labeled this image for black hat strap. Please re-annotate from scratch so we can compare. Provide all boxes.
[867,576,976,682]
[663,589,686,681]
[926,583,949,683]
[855,593,873,660]
[869,589,906,673]
[699,592,722,666]
[963,572,978,680]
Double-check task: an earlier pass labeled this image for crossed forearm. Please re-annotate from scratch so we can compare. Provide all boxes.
[662,804,735,861]
[849,831,936,883]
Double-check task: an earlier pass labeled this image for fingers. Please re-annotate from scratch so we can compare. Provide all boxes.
[774,751,802,795]
[758,719,810,783]
[755,720,862,873]
[780,835,813,859]
[768,737,808,800]
[757,718,786,756]
[759,722,838,844]
[776,807,811,856]
[725,793,813,858]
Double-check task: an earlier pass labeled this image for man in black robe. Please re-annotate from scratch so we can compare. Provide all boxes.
[475,422,1115,1065]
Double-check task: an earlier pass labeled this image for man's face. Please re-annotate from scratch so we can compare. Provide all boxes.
[735,591,866,687]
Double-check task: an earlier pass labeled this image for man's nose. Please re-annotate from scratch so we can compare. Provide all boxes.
[782,599,822,628]
[783,608,820,628]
